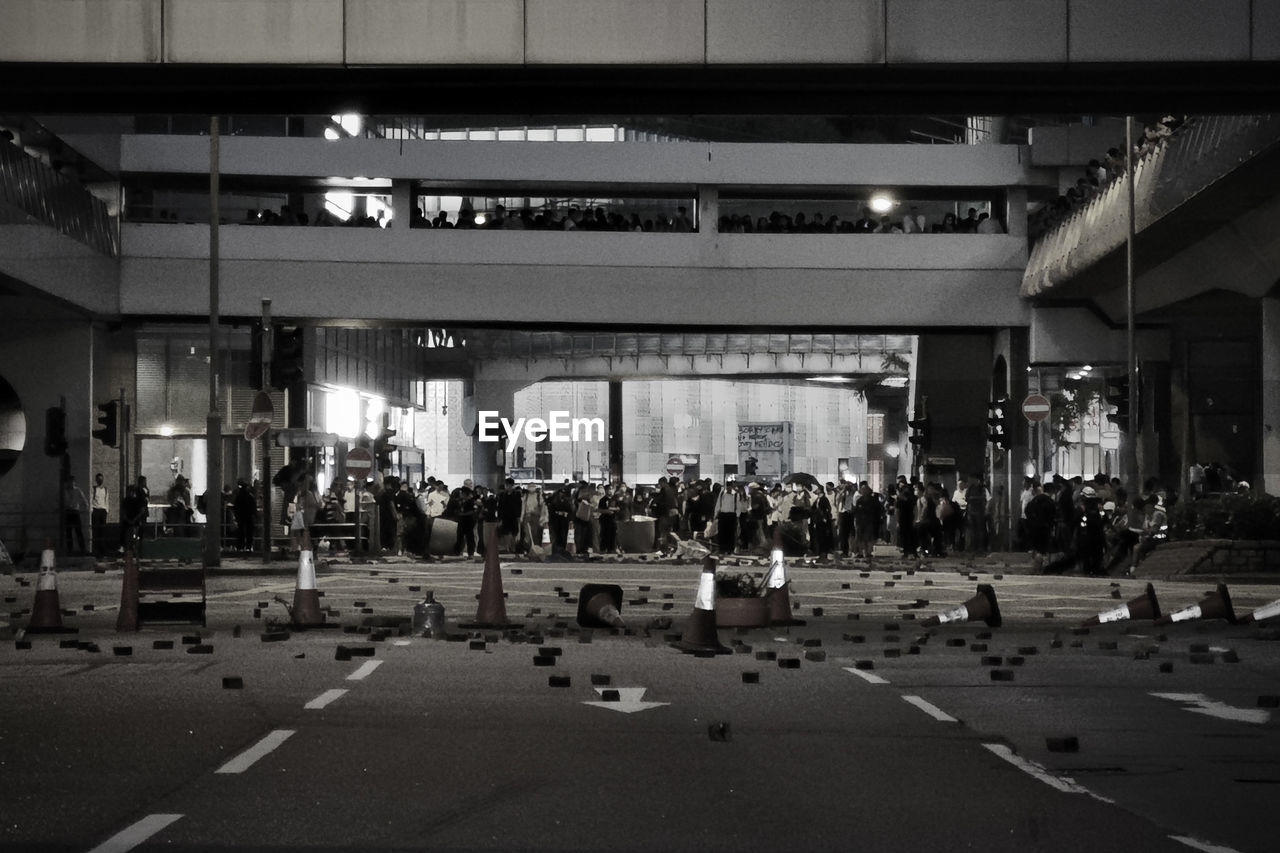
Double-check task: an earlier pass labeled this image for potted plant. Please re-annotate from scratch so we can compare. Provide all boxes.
[714,571,770,628]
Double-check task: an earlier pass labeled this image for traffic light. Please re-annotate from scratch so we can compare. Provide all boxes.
[907,415,931,454]
[987,398,1012,450]
[373,415,396,470]
[1105,376,1130,432]
[44,406,67,457]
[93,401,119,447]
[515,446,526,468]
[269,324,305,390]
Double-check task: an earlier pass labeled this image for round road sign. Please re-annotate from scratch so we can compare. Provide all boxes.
[1022,393,1051,423]
[346,447,374,480]
[243,391,274,441]
[664,456,685,477]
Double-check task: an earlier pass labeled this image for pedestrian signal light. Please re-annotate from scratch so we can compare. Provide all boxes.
[93,401,119,448]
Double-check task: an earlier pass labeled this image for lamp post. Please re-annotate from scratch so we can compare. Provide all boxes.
[204,117,223,568]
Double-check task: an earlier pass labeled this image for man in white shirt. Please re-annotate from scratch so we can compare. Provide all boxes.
[91,472,109,559]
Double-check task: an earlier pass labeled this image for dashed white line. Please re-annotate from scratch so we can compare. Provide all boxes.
[304,688,349,710]
[1169,835,1244,853]
[843,666,889,685]
[215,729,296,775]
[901,694,959,722]
[983,743,1113,804]
[86,813,183,853]
[346,660,383,681]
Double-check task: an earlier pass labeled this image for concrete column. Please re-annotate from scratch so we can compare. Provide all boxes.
[697,185,719,238]
[1263,297,1280,496]
[1005,187,1027,238]
[390,179,413,235]
[468,379,527,491]
[608,380,624,483]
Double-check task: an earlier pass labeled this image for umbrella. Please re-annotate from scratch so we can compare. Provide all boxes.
[781,472,821,489]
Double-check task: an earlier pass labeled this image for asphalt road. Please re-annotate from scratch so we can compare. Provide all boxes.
[2,551,1278,853]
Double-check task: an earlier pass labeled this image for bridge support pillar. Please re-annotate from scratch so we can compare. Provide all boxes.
[468,379,526,491]
[1263,297,1280,496]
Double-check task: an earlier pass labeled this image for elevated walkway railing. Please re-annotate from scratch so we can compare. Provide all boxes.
[1022,114,1280,297]
[0,140,118,257]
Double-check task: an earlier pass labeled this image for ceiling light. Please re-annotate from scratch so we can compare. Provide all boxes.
[869,194,895,214]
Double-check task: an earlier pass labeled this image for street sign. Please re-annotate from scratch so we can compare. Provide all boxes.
[664,456,685,477]
[346,447,374,480]
[1022,393,1051,423]
[243,391,273,441]
[275,430,340,448]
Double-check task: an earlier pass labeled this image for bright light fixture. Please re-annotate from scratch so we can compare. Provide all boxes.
[159,424,174,437]
[879,376,909,388]
[869,194,895,214]
[806,375,849,383]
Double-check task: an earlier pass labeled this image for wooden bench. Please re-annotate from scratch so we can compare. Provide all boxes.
[136,566,206,626]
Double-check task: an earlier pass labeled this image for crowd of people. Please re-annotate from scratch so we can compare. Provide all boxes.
[718,205,1004,235]
[1029,114,1188,241]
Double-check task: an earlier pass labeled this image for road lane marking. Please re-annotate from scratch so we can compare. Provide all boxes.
[901,695,958,722]
[582,687,669,714]
[86,813,183,853]
[346,660,383,681]
[843,667,889,685]
[1169,836,1244,853]
[1151,693,1271,725]
[304,688,349,710]
[215,729,296,775]
[982,744,1114,804]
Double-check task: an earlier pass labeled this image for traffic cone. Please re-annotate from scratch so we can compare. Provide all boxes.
[116,547,139,632]
[577,584,625,630]
[921,583,1002,628]
[1081,583,1161,626]
[289,530,327,628]
[763,527,804,627]
[673,556,731,655]
[460,526,521,629]
[27,543,76,634]
[1241,597,1280,624]
[1157,583,1237,625]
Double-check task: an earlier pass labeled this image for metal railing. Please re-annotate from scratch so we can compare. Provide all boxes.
[0,140,119,257]
[1023,115,1280,297]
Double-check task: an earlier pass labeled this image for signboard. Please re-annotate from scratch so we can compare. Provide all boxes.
[1022,393,1051,423]
[737,422,793,480]
[664,456,685,477]
[508,467,543,482]
[275,430,340,448]
[346,447,374,480]
[243,391,273,441]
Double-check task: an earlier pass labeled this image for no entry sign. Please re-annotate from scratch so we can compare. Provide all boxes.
[243,391,273,441]
[346,447,374,480]
[1022,394,1051,423]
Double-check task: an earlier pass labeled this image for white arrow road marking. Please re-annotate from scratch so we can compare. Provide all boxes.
[304,688,349,710]
[843,667,889,685]
[582,687,670,714]
[983,744,1114,804]
[1151,693,1271,725]
[86,813,184,853]
[216,729,296,774]
[346,660,383,681]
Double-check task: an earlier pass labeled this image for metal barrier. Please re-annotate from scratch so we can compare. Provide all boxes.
[0,140,118,257]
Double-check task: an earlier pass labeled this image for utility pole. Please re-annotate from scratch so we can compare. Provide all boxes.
[1124,117,1140,491]
[260,298,272,563]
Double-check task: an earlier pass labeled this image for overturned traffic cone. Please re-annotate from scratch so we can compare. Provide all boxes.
[763,527,804,627]
[921,584,1002,629]
[460,526,521,629]
[577,584,625,630]
[673,556,731,655]
[1082,583,1161,626]
[116,547,139,632]
[289,530,327,628]
[1242,597,1280,624]
[27,544,76,634]
[1157,583,1237,626]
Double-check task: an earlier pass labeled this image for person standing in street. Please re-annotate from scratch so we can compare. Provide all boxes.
[90,472,109,559]
[63,475,90,556]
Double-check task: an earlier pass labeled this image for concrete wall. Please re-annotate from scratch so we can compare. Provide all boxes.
[3,0,1273,66]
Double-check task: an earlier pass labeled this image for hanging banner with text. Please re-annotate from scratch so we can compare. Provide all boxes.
[737,422,793,481]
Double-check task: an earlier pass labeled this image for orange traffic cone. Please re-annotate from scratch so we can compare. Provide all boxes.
[1082,583,1161,626]
[763,527,804,627]
[289,530,327,628]
[673,556,731,655]
[460,526,521,629]
[116,547,139,632]
[1157,583,1237,625]
[921,583,1002,628]
[577,584,625,630]
[27,544,76,634]
[1241,597,1280,624]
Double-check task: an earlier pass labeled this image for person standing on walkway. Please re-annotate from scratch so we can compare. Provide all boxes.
[63,476,89,555]
[90,473,109,559]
